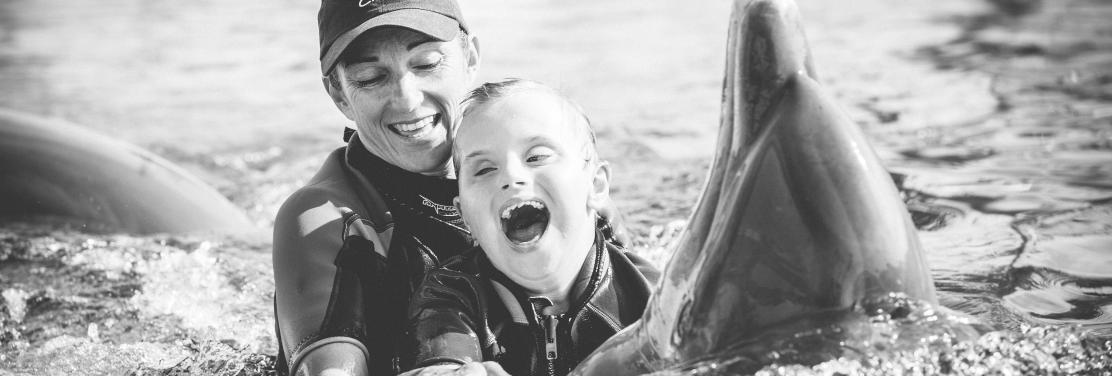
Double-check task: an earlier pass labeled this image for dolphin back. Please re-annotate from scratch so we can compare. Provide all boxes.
[0,109,254,234]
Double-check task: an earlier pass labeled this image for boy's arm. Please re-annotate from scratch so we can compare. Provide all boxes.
[406,269,487,369]
[400,362,510,376]
[293,344,369,376]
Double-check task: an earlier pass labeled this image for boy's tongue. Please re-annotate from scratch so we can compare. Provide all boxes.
[502,204,550,244]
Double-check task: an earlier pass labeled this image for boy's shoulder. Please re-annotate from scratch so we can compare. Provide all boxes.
[604,241,661,286]
[434,245,486,275]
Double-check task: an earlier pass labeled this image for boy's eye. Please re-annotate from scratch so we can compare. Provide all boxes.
[474,166,495,176]
[526,147,556,163]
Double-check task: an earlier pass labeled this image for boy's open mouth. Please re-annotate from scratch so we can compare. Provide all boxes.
[500,199,550,245]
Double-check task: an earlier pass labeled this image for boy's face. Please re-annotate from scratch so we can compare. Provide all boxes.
[455,91,610,289]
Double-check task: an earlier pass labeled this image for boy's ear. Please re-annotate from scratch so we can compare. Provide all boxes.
[587,160,612,212]
[453,196,463,217]
[322,73,355,121]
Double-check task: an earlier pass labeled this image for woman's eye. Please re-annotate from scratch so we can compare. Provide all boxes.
[413,55,444,71]
[352,75,384,87]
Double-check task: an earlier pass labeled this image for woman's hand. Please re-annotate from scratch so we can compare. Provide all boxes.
[400,362,511,376]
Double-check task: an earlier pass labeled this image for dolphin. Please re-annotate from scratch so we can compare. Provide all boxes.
[0,109,255,234]
[571,0,937,374]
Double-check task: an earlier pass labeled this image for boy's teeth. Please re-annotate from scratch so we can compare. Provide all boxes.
[501,200,545,219]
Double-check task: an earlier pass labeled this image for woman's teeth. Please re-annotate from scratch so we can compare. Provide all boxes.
[390,115,436,137]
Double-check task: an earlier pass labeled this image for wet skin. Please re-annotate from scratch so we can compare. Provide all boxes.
[454,90,611,311]
[326,27,480,177]
[570,0,937,374]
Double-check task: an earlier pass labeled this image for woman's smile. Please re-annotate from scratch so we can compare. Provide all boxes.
[387,113,441,139]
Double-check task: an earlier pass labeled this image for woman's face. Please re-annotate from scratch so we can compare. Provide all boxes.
[329,27,479,176]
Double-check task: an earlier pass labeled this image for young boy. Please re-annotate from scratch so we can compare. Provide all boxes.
[405,79,659,376]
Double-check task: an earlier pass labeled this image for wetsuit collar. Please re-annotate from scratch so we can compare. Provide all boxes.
[484,231,608,315]
[345,134,472,257]
[346,134,462,220]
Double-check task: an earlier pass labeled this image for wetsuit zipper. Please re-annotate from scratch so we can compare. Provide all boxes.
[521,242,606,376]
[529,297,561,376]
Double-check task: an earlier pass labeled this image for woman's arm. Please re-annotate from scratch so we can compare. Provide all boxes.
[273,186,386,375]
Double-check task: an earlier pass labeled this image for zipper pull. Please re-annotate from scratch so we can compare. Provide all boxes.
[528,297,560,361]
[544,313,559,360]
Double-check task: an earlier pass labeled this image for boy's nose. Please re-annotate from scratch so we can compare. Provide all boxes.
[501,180,525,190]
[500,163,530,190]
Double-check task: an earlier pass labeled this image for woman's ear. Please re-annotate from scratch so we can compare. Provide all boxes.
[322,72,355,121]
[587,160,612,212]
[465,35,481,80]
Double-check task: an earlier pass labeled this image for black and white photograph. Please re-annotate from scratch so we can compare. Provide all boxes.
[1,0,1110,374]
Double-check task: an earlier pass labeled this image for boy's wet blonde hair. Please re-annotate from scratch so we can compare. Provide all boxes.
[454,78,599,170]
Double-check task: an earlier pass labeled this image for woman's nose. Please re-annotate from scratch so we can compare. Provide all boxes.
[388,74,422,112]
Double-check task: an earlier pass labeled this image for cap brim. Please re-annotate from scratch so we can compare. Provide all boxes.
[321,9,460,75]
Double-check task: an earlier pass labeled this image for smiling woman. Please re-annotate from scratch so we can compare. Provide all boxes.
[270,0,492,375]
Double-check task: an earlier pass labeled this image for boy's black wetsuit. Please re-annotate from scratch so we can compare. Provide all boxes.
[407,233,660,376]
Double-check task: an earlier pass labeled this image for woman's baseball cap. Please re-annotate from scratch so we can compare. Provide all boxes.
[319,0,468,75]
